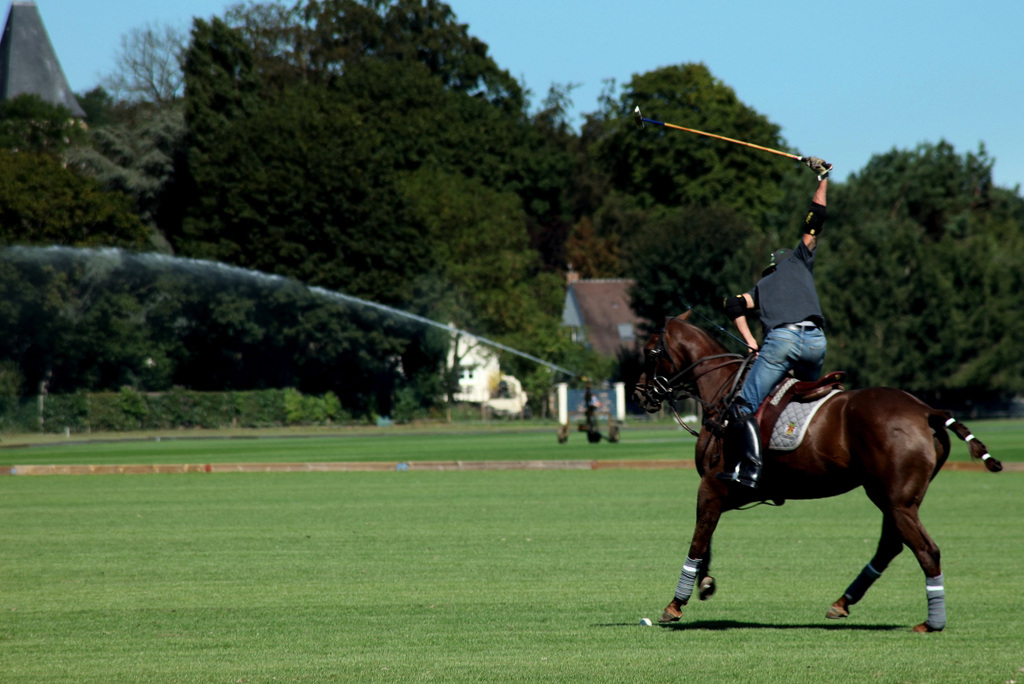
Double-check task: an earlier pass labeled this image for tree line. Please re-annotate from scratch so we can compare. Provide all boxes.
[1,0,1022,421]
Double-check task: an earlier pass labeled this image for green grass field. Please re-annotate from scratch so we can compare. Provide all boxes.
[1,423,1022,683]
[1,425,692,467]
[3,418,1023,467]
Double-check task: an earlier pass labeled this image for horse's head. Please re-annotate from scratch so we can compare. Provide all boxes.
[633,312,695,413]
[634,333,669,413]
[633,310,742,414]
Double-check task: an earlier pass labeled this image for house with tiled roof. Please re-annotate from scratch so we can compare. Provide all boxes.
[561,273,646,358]
[0,1,85,116]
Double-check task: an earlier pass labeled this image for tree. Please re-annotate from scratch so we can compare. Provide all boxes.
[222,1,309,90]
[399,164,571,410]
[821,142,1024,403]
[174,4,578,412]
[0,248,430,413]
[18,1,606,411]
[297,0,523,106]
[102,22,187,105]
[518,85,579,272]
[559,64,794,284]
[623,204,760,333]
[179,17,433,299]
[68,105,187,241]
[68,21,190,246]
[0,151,149,248]
[589,64,790,224]
[400,164,558,334]
[227,0,572,251]
[0,250,175,395]
[176,17,450,414]
[223,0,524,106]
[0,96,152,246]
[75,87,116,127]
[564,215,620,279]
[179,16,264,252]
[180,77,428,303]
[0,359,24,424]
[0,95,86,154]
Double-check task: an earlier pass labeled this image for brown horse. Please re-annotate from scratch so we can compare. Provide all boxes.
[633,311,1002,632]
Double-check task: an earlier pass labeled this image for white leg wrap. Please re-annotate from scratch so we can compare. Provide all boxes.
[674,557,702,603]
[926,574,946,631]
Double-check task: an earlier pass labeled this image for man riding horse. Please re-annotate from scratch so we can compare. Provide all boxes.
[633,157,1001,632]
[718,157,832,488]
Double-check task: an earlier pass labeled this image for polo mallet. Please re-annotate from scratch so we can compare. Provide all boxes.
[633,105,826,169]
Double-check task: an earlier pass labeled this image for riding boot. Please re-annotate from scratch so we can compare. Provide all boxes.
[716,413,763,488]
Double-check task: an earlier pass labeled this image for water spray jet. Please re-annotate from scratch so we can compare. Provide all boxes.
[2,246,577,378]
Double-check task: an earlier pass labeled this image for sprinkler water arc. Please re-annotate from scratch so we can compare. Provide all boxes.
[2,246,578,379]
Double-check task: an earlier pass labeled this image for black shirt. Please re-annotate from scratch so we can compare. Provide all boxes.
[746,239,824,334]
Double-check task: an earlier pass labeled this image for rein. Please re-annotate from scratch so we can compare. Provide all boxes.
[643,329,751,434]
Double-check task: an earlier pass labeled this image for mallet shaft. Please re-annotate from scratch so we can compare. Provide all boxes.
[634,105,803,162]
[654,119,802,161]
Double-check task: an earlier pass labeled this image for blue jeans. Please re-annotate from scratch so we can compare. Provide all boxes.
[738,327,827,413]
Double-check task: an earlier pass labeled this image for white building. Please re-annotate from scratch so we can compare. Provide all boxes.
[448,333,528,416]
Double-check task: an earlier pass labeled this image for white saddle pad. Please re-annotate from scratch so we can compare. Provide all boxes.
[768,389,842,451]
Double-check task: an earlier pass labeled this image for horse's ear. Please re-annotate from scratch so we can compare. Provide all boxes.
[679,310,692,321]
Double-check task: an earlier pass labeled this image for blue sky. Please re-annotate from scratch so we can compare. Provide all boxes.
[28,0,1024,190]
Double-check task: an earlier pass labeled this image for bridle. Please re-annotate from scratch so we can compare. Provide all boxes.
[638,326,752,434]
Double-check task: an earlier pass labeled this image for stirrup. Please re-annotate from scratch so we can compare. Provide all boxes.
[715,464,740,483]
[715,464,758,488]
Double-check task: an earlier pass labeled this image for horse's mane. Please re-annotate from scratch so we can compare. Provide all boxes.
[668,313,729,357]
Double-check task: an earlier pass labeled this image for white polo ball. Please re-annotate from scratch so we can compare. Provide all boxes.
[639,617,653,626]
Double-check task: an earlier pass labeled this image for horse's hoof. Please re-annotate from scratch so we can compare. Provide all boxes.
[912,622,943,633]
[825,598,849,619]
[698,576,716,601]
[659,602,683,623]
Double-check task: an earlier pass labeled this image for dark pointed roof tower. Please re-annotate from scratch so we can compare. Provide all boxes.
[0,1,85,117]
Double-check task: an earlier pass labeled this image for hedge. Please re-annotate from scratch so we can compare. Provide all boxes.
[31,388,348,434]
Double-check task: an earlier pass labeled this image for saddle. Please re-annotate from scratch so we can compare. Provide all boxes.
[754,371,846,447]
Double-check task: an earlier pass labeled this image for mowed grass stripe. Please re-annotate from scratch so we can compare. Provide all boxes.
[1,468,1021,683]
[2,418,1023,469]
[0,428,695,466]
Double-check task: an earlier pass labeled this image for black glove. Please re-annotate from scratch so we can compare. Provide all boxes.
[804,156,832,180]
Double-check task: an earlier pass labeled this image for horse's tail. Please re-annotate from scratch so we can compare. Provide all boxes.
[938,412,1002,472]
